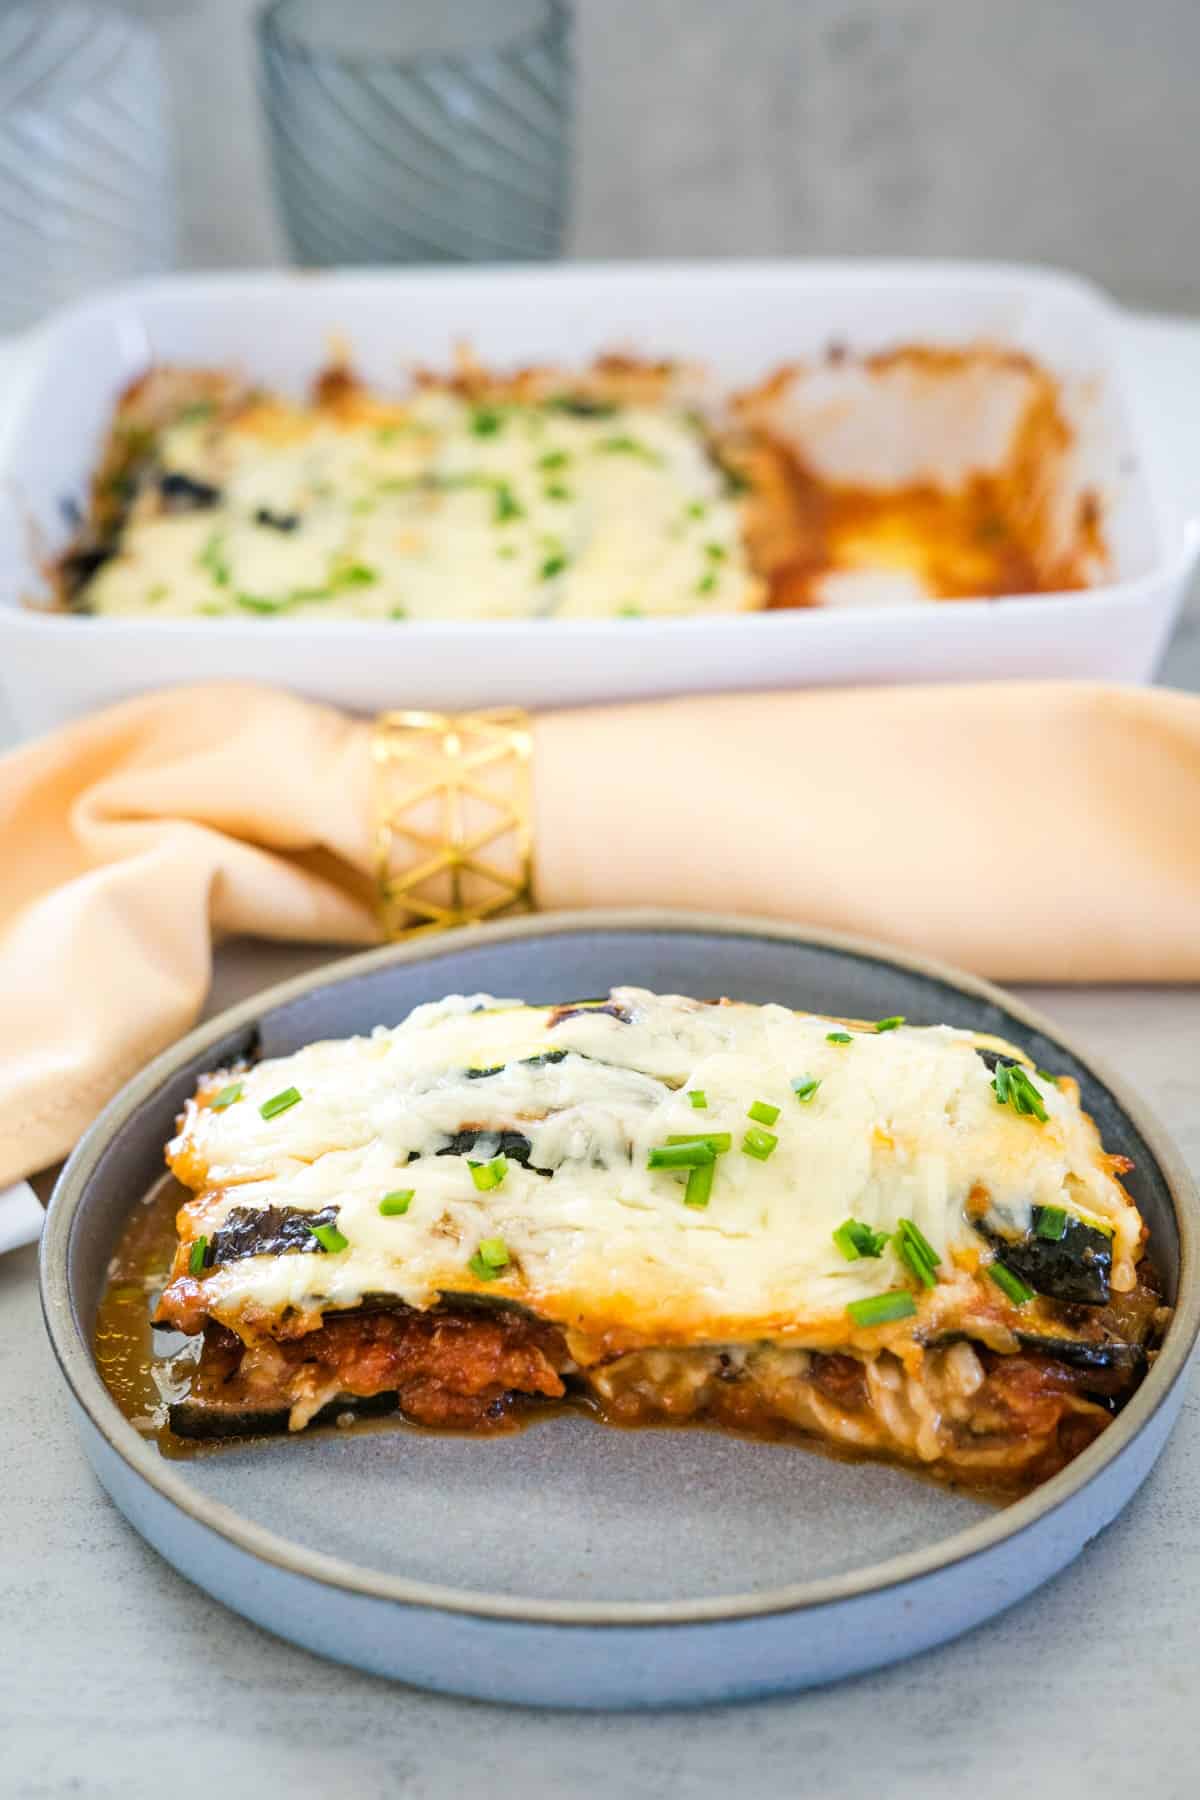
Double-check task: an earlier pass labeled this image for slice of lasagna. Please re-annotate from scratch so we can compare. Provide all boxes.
[58,358,764,622]
[154,989,1164,1489]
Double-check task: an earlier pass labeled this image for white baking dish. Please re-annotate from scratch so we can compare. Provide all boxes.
[0,260,1193,737]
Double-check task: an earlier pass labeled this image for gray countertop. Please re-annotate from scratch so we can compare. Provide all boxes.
[4,334,1200,1797]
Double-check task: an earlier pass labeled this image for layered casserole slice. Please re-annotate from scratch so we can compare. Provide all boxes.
[60,359,763,621]
[154,989,1164,1490]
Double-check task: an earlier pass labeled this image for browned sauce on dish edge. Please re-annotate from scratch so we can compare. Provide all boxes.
[95,1174,1019,1501]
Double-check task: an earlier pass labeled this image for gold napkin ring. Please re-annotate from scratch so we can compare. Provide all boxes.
[371,708,534,939]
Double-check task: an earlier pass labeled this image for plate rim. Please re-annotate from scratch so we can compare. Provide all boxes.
[40,907,1200,1629]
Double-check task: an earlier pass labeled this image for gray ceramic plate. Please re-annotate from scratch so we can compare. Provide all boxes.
[41,912,1199,1708]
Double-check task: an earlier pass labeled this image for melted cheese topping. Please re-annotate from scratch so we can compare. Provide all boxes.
[85,392,759,621]
[167,989,1143,1353]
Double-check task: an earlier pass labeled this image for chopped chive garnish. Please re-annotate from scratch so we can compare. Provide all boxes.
[537,449,570,470]
[260,1085,301,1120]
[332,562,378,588]
[874,1016,905,1033]
[188,1235,209,1276]
[468,1156,508,1191]
[833,1218,890,1261]
[1035,1205,1068,1241]
[598,434,661,462]
[470,407,504,437]
[696,571,718,595]
[747,1099,780,1126]
[544,482,572,501]
[379,1190,414,1216]
[1037,1068,1057,1083]
[539,553,568,580]
[493,482,524,523]
[686,500,707,519]
[847,1291,917,1328]
[311,1223,349,1254]
[895,1217,941,1289]
[826,1031,853,1045]
[618,603,642,617]
[236,592,289,614]
[684,1160,715,1209]
[704,542,727,562]
[687,1089,708,1109]
[468,1237,510,1279]
[648,1140,716,1170]
[211,1081,243,1110]
[991,1062,1048,1123]
[666,1132,732,1153]
[742,1125,778,1161]
[198,531,229,585]
[988,1260,1035,1306]
[791,1076,821,1103]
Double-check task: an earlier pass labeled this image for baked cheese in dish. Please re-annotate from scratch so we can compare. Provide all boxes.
[55,344,1106,623]
[154,989,1163,1487]
[67,365,760,622]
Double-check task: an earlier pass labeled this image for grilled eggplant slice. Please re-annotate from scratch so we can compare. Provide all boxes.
[207,1203,341,1267]
[976,1206,1113,1306]
[170,1389,398,1440]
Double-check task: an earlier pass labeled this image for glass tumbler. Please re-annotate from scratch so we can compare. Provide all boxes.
[0,3,176,330]
[258,0,572,266]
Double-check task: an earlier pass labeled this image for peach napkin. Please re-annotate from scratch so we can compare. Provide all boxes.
[3,678,1200,1188]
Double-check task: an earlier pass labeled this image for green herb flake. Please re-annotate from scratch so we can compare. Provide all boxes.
[988,1260,1035,1306]
[539,553,569,580]
[468,1156,508,1192]
[470,407,504,437]
[259,1085,302,1120]
[1035,1205,1068,1242]
[544,482,572,502]
[379,1190,414,1216]
[235,592,288,614]
[211,1081,243,1111]
[991,1062,1049,1123]
[847,1291,917,1328]
[791,1076,821,1103]
[197,532,230,586]
[332,561,378,589]
[742,1125,778,1162]
[826,1031,853,1045]
[687,1090,708,1109]
[177,401,216,426]
[747,1099,780,1127]
[874,1016,905,1033]
[311,1222,349,1255]
[648,1140,716,1170]
[696,571,718,595]
[497,544,519,560]
[146,582,169,605]
[704,542,727,562]
[666,1132,732,1153]
[388,605,408,620]
[895,1217,941,1289]
[597,433,662,464]
[468,1236,511,1280]
[494,483,525,524]
[188,1236,209,1276]
[537,449,570,471]
[833,1218,890,1261]
[683,1160,715,1210]
[686,500,708,520]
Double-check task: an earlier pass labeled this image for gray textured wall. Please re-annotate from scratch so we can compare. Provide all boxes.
[132,0,1199,310]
